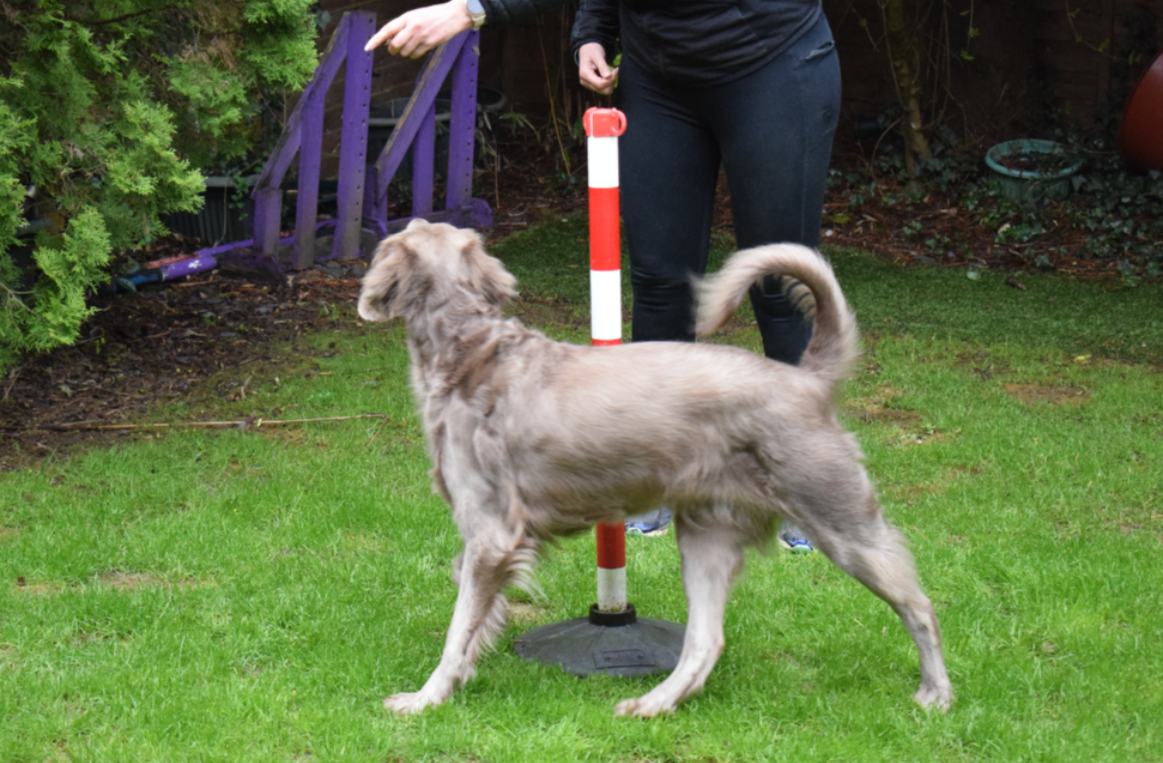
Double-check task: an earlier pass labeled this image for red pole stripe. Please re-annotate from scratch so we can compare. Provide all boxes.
[588,187,621,272]
[596,521,626,568]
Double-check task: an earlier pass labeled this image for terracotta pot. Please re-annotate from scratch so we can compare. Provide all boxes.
[1119,50,1163,174]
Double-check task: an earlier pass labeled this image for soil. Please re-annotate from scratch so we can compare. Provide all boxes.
[993,149,1073,176]
[0,133,1138,470]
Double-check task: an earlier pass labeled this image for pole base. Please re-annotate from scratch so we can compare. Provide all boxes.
[513,604,685,678]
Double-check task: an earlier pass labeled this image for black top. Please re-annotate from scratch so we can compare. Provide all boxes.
[573,0,821,84]
[478,0,565,26]
[477,0,823,85]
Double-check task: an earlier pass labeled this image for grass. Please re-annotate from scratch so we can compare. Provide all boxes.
[1,215,1161,761]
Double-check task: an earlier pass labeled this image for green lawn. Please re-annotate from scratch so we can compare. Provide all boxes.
[1,217,1160,761]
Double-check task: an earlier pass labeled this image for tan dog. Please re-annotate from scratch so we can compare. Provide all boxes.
[358,219,952,717]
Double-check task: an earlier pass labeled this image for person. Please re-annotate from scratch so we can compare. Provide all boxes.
[367,0,840,553]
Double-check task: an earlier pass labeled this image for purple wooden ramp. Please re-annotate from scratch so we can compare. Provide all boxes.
[195,12,492,276]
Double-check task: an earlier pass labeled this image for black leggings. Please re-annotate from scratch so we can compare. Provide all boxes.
[617,14,841,364]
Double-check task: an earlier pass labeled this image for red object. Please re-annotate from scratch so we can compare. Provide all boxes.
[1119,50,1163,174]
[583,108,627,138]
[586,107,630,592]
[596,522,626,568]
[588,186,621,272]
[144,255,195,269]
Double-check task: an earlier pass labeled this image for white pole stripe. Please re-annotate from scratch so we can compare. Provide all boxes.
[587,137,620,189]
[589,270,622,341]
[597,567,627,612]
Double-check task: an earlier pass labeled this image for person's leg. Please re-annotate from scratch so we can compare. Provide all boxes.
[616,58,722,532]
[702,14,841,366]
[697,16,842,549]
[617,56,723,344]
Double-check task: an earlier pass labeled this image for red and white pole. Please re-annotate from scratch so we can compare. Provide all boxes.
[514,108,680,677]
[584,107,629,614]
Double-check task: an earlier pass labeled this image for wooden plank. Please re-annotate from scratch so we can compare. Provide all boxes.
[253,189,283,256]
[1028,0,1104,12]
[294,85,325,270]
[373,33,469,204]
[1097,0,1114,106]
[332,11,376,262]
[1040,49,1105,74]
[411,103,436,217]
[253,15,351,196]
[445,32,480,212]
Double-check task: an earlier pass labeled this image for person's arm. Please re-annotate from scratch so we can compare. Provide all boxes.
[570,0,620,95]
[365,0,569,58]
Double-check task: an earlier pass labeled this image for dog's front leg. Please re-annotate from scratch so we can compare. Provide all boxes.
[384,532,513,714]
[616,517,745,717]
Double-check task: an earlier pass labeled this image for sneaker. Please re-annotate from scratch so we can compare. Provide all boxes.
[778,530,815,554]
[626,508,672,536]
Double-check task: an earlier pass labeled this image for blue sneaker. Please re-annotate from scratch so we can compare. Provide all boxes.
[626,508,672,536]
[778,529,815,554]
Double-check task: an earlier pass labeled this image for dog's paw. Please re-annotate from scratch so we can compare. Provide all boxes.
[913,683,954,712]
[614,696,676,718]
[384,691,440,715]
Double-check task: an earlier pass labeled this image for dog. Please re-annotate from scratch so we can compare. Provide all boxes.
[358,219,953,717]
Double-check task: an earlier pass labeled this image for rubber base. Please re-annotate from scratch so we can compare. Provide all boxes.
[513,604,686,678]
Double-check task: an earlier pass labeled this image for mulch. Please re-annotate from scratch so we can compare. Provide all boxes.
[0,133,1136,470]
[819,145,1125,280]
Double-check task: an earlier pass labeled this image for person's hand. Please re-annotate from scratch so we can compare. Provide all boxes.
[578,42,618,95]
[364,0,473,58]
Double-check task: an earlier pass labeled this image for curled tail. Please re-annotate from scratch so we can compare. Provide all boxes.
[696,244,860,384]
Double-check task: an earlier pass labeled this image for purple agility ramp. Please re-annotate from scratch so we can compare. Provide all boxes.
[194,11,491,276]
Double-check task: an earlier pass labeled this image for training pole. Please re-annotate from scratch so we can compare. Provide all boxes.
[513,108,684,677]
[585,107,630,617]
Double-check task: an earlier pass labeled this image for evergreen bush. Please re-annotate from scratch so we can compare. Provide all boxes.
[1,0,319,375]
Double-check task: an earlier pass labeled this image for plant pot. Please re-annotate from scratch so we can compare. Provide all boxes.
[161,175,257,245]
[367,88,508,176]
[436,86,508,115]
[985,140,1083,204]
[1118,50,1163,174]
[368,97,454,176]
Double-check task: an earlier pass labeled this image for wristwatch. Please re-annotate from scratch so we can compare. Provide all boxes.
[465,0,487,29]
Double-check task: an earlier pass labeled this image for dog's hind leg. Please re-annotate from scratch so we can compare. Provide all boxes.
[384,520,527,714]
[808,511,954,711]
[615,513,745,717]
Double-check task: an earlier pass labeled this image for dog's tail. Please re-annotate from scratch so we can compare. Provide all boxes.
[695,244,859,384]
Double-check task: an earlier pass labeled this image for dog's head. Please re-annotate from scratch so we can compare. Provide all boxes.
[358,219,517,322]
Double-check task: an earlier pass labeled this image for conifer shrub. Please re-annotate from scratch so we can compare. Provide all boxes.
[1,0,319,374]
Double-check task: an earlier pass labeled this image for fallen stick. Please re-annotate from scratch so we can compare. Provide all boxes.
[1,414,400,447]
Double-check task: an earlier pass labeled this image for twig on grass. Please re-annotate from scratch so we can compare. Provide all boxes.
[1,414,402,449]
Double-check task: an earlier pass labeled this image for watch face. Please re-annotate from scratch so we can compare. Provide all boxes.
[466,0,486,28]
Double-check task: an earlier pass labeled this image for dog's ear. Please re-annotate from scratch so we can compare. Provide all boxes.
[358,237,429,321]
[460,232,516,308]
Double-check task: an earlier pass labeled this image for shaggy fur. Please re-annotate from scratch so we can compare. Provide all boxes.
[359,219,953,717]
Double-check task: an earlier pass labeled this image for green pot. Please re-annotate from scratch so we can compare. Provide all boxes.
[985,139,1083,203]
